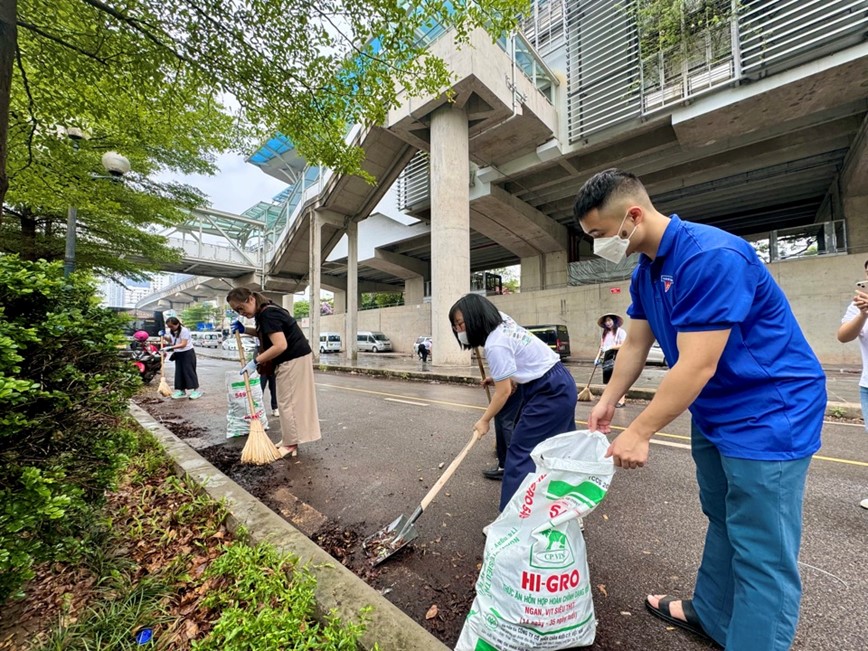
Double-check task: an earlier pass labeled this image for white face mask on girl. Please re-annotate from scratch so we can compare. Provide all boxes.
[457,331,469,346]
[593,212,637,264]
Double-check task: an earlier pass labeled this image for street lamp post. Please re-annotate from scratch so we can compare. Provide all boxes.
[63,126,131,277]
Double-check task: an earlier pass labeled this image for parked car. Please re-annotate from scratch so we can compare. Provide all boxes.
[524,324,571,359]
[193,331,222,348]
[413,336,432,358]
[357,331,392,353]
[646,342,668,366]
[222,335,257,353]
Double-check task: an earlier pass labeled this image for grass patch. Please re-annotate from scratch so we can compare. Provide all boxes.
[1,427,375,651]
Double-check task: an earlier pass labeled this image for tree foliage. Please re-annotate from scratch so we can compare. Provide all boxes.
[181,302,220,328]
[293,299,310,319]
[2,0,531,234]
[0,256,139,600]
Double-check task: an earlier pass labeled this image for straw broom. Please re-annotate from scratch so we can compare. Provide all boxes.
[235,332,281,465]
[578,349,602,402]
[157,336,172,397]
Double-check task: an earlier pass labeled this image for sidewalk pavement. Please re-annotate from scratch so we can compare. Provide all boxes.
[197,348,864,419]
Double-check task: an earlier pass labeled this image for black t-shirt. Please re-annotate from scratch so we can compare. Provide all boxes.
[256,304,311,364]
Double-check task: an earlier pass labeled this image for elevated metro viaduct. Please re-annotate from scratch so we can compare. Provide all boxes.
[140,1,868,366]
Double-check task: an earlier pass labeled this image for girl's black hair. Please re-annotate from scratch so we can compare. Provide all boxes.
[165,316,184,331]
[448,294,503,349]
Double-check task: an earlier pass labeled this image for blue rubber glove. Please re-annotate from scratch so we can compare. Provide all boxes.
[239,359,257,376]
[231,320,245,334]
[158,329,165,336]
[594,358,601,367]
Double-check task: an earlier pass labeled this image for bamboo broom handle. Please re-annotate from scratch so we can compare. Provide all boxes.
[235,331,258,418]
[475,347,491,403]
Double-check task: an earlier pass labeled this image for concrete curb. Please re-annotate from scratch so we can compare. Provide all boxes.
[317,363,481,387]
[129,403,449,651]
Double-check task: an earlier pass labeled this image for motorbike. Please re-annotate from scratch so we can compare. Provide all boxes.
[121,341,162,384]
[132,349,162,384]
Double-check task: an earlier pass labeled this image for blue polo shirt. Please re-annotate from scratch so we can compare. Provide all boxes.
[627,216,825,460]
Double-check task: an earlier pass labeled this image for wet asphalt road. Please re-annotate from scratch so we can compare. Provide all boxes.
[146,355,868,651]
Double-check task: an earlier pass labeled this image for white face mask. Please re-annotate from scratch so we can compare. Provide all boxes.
[593,212,637,264]
[457,331,469,346]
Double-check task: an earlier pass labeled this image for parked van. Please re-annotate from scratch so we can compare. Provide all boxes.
[357,331,392,353]
[524,324,570,359]
[319,332,342,353]
[191,331,223,348]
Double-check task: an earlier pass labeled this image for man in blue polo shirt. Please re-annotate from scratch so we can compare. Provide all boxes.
[573,169,825,651]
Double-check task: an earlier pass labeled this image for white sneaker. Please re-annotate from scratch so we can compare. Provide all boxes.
[272,408,279,417]
[860,498,868,509]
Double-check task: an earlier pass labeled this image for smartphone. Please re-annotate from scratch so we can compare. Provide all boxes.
[857,280,868,290]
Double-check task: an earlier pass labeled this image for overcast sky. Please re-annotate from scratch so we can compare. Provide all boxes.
[164,151,288,214]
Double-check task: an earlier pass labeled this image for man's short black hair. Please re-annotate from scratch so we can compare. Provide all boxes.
[448,294,503,349]
[572,169,645,224]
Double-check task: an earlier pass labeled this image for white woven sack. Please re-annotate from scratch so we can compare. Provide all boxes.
[456,430,614,651]
[225,371,269,438]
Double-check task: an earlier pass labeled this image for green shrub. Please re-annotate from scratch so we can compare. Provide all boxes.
[0,256,139,601]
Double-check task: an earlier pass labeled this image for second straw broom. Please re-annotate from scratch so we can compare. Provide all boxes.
[157,336,172,397]
[234,332,281,465]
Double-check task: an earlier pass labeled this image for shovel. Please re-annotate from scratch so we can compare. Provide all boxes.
[363,428,483,566]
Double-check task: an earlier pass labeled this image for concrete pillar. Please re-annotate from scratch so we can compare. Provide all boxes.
[333,290,347,314]
[521,255,542,292]
[281,294,295,313]
[521,252,568,291]
[430,106,470,366]
[309,210,321,362]
[346,220,359,362]
[844,195,868,255]
[544,251,568,288]
[404,277,425,304]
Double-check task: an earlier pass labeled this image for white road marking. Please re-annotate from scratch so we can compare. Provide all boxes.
[384,397,429,407]
[649,439,692,451]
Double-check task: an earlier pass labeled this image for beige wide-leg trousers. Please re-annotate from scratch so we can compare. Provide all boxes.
[274,353,321,447]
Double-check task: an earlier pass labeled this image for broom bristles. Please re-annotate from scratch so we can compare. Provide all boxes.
[241,417,282,465]
[157,376,172,397]
[577,386,593,402]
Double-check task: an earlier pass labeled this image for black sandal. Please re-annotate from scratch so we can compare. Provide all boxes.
[644,596,718,645]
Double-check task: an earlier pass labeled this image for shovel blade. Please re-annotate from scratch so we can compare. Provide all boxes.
[362,514,419,565]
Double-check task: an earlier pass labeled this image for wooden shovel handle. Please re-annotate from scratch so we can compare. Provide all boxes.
[420,429,483,511]
[475,347,491,403]
[235,331,258,417]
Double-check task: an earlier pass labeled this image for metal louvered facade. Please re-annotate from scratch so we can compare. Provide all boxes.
[566,0,642,143]
[739,0,868,74]
[565,0,868,144]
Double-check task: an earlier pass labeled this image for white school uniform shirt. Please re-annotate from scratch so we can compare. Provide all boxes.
[484,313,559,384]
[170,327,194,352]
[842,303,868,388]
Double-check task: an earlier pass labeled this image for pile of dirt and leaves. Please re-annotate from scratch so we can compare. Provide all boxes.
[0,431,375,651]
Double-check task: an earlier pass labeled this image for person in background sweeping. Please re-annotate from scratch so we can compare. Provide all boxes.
[226,287,321,458]
[598,313,627,407]
[575,168,825,651]
[162,317,202,400]
[449,294,577,511]
[480,376,521,481]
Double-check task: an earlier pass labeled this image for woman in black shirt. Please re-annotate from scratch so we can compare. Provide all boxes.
[227,288,321,457]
